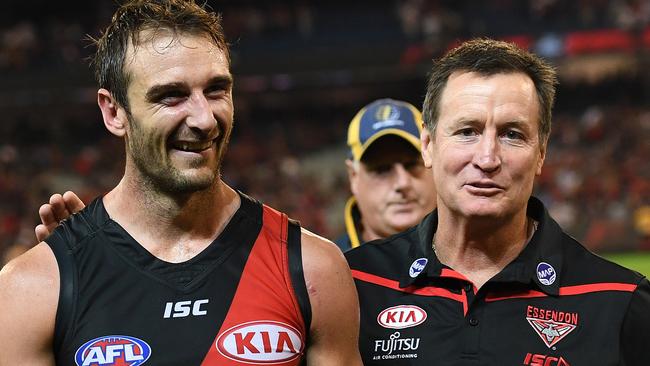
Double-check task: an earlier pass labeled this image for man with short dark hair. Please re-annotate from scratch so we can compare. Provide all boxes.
[346,38,650,365]
[0,1,361,365]
[337,99,436,250]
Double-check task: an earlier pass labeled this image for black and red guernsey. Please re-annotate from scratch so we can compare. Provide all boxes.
[345,197,650,365]
[46,192,311,366]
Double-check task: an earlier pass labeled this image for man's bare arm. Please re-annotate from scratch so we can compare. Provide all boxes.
[35,191,85,242]
[300,230,362,365]
[0,243,59,365]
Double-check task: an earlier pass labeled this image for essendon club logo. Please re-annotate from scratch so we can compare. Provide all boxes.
[216,321,303,364]
[527,318,576,348]
[526,306,578,348]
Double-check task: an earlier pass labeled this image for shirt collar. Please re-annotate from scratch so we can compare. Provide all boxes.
[506,196,565,296]
[398,196,565,295]
[399,209,441,288]
[343,197,363,249]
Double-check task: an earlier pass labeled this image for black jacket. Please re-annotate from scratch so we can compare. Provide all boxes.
[346,196,650,365]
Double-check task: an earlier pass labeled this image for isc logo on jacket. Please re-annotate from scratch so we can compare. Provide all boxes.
[216,321,303,363]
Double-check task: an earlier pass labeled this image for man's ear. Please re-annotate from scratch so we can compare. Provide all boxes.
[345,159,359,195]
[97,88,128,137]
[536,137,548,176]
[420,126,434,169]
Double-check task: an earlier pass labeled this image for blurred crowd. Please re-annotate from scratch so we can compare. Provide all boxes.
[1,0,650,265]
[1,0,650,74]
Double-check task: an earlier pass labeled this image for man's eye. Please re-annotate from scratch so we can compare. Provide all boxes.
[158,93,186,106]
[205,87,224,96]
[205,83,229,98]
[504,130,524,140]
[458,128,476,137]
[403,160,424,171]
[369,165,392,175]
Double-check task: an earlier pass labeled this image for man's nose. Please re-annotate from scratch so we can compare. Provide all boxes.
[393,163,412,189]
[472,133,501,172]
[186,93,217,133]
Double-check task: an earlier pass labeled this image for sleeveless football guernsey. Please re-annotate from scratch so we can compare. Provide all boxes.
[46,192,311,365]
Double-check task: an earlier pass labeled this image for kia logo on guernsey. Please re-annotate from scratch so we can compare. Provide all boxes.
[377,305,427,329]
[536,262,556,285]
[216,320,303,363]
[74,335,151,366]
[408,258,428,278]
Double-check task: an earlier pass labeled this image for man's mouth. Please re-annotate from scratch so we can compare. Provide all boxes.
[170,139,215,153]
[464,180,504,195]
[466,180,504,189]
[389,200,417,209]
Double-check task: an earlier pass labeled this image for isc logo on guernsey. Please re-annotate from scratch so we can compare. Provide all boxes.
[217,320,303,363]
[74,335,151,366]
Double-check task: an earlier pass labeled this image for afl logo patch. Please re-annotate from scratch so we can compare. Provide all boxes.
[216,320,303,363]
[409,258,428,278]
[74,335,151,366]
[536,262,556,285]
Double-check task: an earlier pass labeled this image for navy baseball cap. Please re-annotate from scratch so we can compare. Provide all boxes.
[347,98,423,161]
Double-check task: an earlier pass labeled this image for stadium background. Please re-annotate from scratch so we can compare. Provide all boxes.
[0,0,648,275]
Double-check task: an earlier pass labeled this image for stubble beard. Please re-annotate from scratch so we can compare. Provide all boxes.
[126,116,230,195]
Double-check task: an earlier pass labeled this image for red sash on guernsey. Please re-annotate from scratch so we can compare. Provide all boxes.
[201,205,307,365]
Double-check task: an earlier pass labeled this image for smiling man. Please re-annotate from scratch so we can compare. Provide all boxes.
[345,39,650,365]
[0,1,361,365]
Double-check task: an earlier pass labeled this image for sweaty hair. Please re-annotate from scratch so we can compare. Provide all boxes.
[422,38,558,144]
[90,0,229,113]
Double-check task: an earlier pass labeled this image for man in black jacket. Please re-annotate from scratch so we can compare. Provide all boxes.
[346,38,650,365]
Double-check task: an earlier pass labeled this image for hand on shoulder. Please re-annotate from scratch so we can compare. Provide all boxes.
[35,191,86,242]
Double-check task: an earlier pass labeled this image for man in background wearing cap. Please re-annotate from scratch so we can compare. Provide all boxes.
[336,99,437,251]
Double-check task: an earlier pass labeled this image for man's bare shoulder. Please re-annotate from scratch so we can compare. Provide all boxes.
[299,229,348,271]
[0,242,59,290]
[299,228,355,292]
[0,243,59,364]
[0,242,60,317]
[298,229,362,365]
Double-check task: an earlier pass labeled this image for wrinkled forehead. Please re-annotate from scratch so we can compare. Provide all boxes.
[439,71,539,116]
[122,29,230,88]
[124,28,228,75]
[444,70,536,94]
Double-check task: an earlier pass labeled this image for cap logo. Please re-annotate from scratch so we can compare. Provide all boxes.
[372,105,405,130]
[536,262,556,285]
[375,105,400,121]
[409,258,428,278]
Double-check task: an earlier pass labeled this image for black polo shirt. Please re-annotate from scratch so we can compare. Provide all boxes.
[345,197,650,365]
